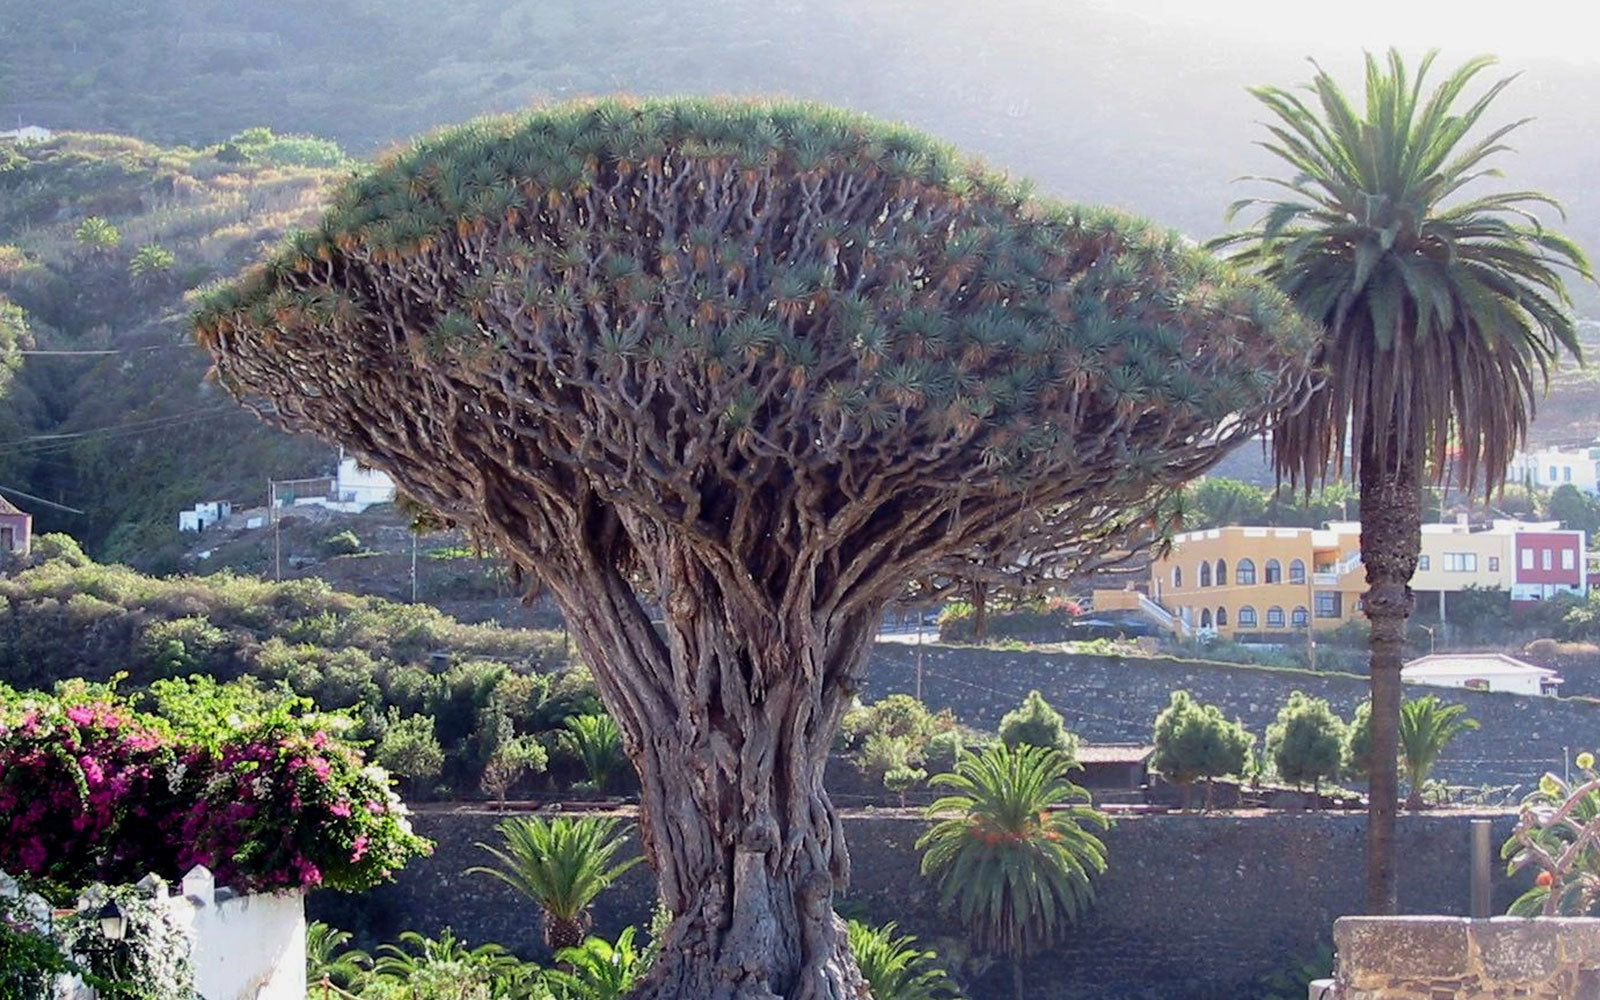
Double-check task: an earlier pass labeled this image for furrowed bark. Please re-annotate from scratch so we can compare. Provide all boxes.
[545,536,876,1000]
[1359,431,1422,916]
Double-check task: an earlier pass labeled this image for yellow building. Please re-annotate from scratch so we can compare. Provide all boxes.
[1110,517,1582,641]
[1149,523,1364,639]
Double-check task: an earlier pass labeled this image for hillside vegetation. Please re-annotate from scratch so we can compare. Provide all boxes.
[0,130,341,563]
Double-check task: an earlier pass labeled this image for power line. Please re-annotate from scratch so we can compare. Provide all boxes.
[0,483,83,514]
[19,345,170,356]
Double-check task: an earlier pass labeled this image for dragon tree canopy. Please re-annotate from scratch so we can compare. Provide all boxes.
[196,98,1316,1000]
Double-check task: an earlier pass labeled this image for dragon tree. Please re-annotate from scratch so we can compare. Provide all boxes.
[196,99,1315,1000]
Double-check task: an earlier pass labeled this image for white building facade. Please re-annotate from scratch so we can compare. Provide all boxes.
[1402,653,1562,697]
[1508,445,1600,494]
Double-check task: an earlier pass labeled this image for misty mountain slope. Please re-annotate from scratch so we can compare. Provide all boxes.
[4,0,1595,300]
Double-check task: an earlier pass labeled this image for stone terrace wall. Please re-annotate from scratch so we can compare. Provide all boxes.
[313,809,1534,1000]
[1332,916,1600,999]
[864,642,1600,788]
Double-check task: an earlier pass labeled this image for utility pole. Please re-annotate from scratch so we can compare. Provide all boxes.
[409,530,418,603]
[269,478,281,582]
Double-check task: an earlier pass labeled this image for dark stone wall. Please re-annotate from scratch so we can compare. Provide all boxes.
[863,642,1600,788]
[313,808,1533,1000]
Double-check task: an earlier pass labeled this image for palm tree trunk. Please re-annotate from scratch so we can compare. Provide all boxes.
[973,581,989,642]
[1358,437,1423,916]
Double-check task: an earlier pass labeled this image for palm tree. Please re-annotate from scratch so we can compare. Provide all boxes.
[1399,695,1477,810]
[846,920,964,1000]
[542,927,644,1000]
[917,743,1108,1000]
[560,714,628,794]
[304,921,371,992]
[1212,50,1591,913]
[467,815,642,951]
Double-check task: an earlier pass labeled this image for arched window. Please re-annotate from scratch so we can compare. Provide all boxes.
[1173,566,1183,589]
[1291,606,1310,627]
[1266,606,1285,628]
[1236,559,1257,585]
[1215,559,1228,586]
[1289,559,1306,584]
[1199,561,1212,587]
[1265,559,1282,584]
[1216,606,1228,627]
[1237,605,1258,628]
[1200,608,1213,629]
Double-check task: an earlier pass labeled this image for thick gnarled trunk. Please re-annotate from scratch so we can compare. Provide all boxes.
[1358,434,1422,916]
[548,545,877,1000]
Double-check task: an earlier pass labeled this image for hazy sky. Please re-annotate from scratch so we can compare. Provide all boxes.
[1101,1,1600,65]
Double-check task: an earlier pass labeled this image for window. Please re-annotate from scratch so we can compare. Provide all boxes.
[1563,549,1577,571]
[1565,467,1573,482]
[1216,606,1228,627]
[1215,559,1227,586]
[1522,549,1534,570]
[1291,606,1310,627]
[1264,559,1282,583]
[1199,561,1212,587]
[1236,559,1257,585]
[1315,592,1342,618]
[1417,555,1430,571]
[1173,566,1182,588]
[1266,606,1285,628]
[1543,549,1553,571]
[1200,608,1213,629]
[1488,557,1499,572]
[1443,553,1478,573]
[1237,605,1258,627]
[1550,465,1559,481]
[1288,559,1306,584]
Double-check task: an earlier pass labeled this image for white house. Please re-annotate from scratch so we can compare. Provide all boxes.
[0,125,53,144]
[1508,445,1600,494]
[332,453,395,509]
[1402,652,1562,697]
[178,501,232,533]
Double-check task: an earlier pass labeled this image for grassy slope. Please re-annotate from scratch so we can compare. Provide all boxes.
[0,132,337,564]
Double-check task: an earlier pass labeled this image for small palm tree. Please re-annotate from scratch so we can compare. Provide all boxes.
[846,919,964,1000]
[917,743,1109,1000]
[467,815,642,951]
[560,714,628,794]
[541,927,643,1000]
[305,921,371,991]
[1213,49,1592,913]
[368,928,530,995]
[1399,695,1477,810]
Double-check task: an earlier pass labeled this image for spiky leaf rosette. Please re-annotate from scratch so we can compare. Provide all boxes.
[196,99,1314,612]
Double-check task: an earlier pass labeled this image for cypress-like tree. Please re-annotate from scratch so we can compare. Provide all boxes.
[196,99,1314,999]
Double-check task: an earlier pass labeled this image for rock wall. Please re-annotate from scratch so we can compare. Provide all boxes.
[313,808,1535,1000]
[1331,916,1600,999]
[863,642,1600,788]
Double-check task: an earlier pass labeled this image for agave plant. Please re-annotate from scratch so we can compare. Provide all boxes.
[468,816,642,950]
[918,742,1109,1000]
[846,919,964,1000]
[305,920,370,991]
[540,927,643,1000]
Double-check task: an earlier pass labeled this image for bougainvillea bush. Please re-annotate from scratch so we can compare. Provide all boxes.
[0,683,430,900]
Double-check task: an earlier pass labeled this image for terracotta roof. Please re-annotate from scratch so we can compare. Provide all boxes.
[1076,744,1155,765]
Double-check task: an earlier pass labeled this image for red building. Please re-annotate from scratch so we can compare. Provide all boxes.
[1511,529,1586,604]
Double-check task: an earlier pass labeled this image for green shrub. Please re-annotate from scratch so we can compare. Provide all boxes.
[1266,691,1346,798]
[322,530,363,556]
[998,689,1075,755]
[375,711,445,790]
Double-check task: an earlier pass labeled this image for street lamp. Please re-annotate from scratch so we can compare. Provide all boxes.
[1419,624,1436,655]
[97,900,126,941]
